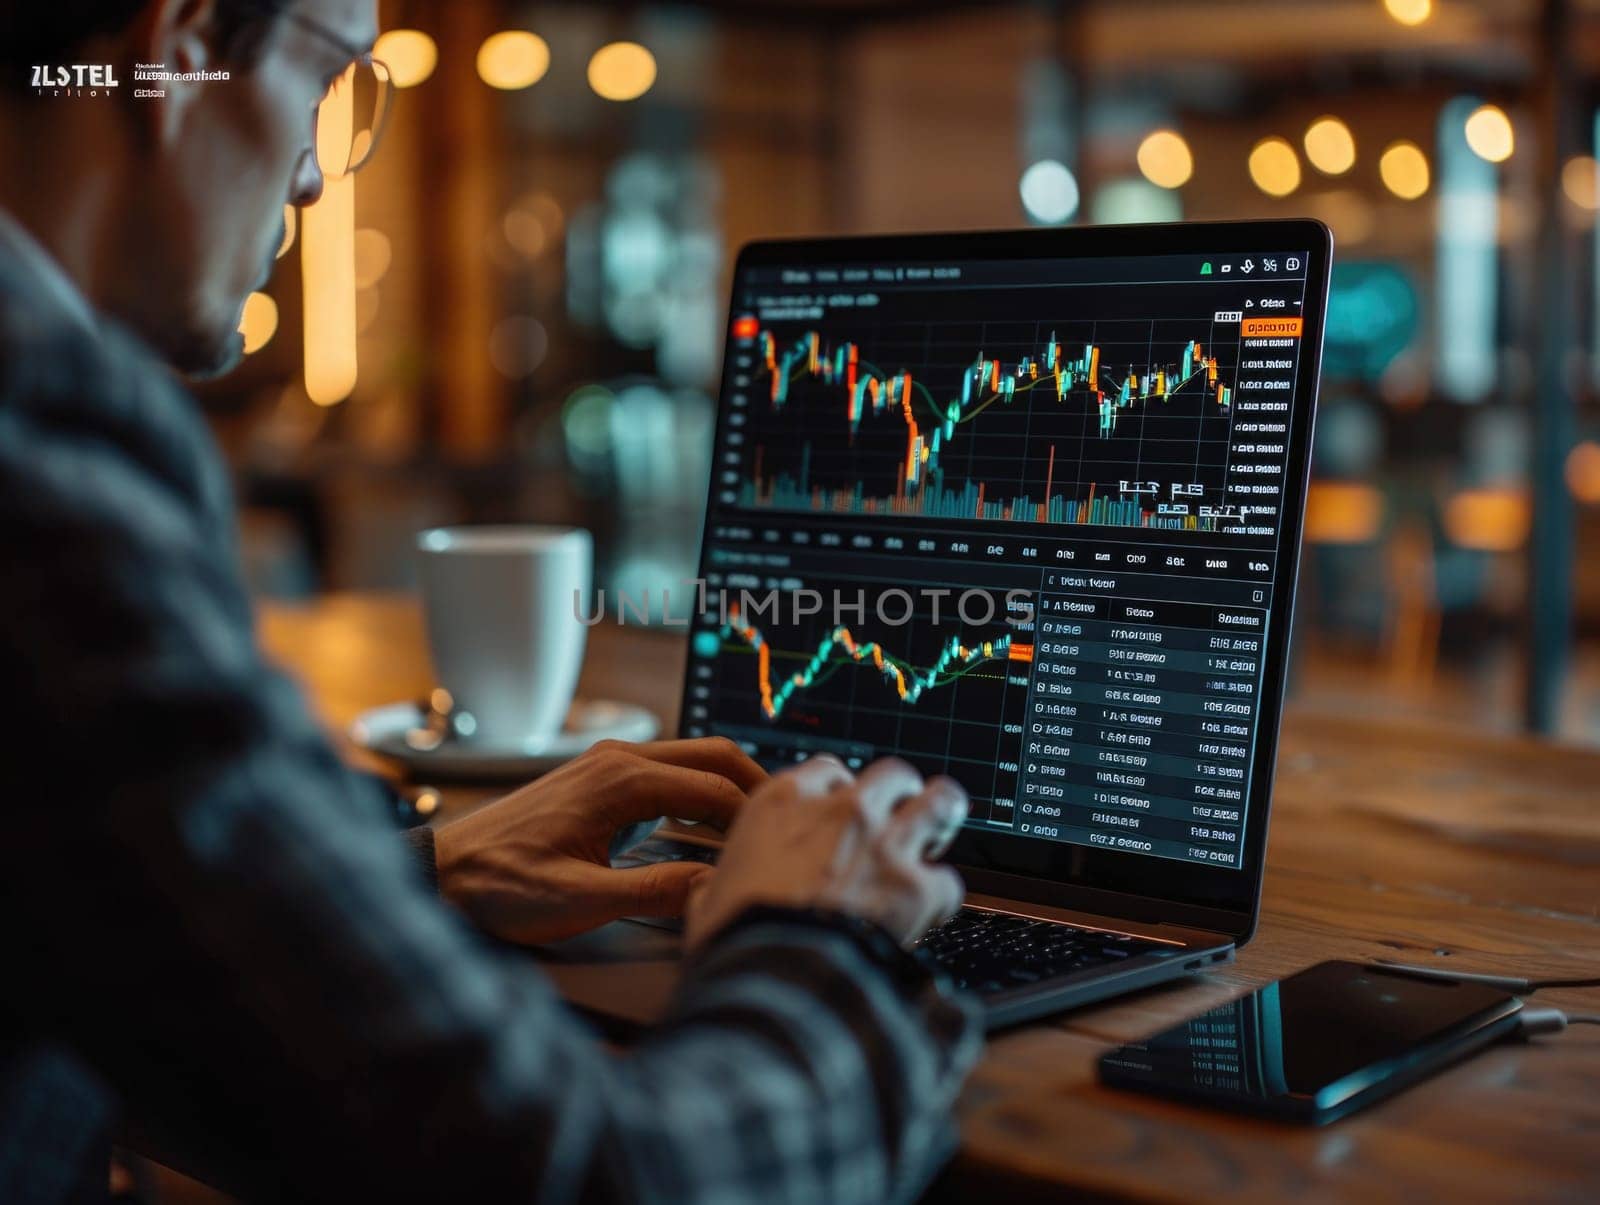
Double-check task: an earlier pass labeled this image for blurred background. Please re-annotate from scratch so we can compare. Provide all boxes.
[211,0,1600,745]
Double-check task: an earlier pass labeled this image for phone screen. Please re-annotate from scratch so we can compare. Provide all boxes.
[1099,960,1521,1119]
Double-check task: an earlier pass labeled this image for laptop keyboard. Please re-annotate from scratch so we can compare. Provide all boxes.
[616,837,1163,993]
[914,909,1159,994]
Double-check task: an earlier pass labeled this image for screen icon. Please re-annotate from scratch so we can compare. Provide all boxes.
[1220,263,1232,274]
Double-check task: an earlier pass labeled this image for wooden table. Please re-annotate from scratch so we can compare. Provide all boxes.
[261,593,1600,1204]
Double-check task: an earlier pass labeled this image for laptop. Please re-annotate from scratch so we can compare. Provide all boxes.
[601,220,1331,1030]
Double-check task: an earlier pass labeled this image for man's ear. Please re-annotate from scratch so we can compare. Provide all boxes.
[126,0,224,145]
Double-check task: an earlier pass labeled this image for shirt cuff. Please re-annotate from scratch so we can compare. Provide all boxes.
[400,825,439,894]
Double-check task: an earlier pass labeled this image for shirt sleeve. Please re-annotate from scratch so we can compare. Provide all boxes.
[0,336,984,1204]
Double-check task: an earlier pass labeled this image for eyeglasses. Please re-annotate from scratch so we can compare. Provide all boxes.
[227,0,393,177]
[315,55,391,177]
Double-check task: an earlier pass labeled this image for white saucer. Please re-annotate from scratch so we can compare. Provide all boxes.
[350,699,660,781]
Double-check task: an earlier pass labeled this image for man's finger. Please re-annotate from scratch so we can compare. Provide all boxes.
[580,860,713,919]
[914,864,966,935]
[773,752,854,801]
[610,737,768,793]
[853,757,926,827]
[885,775,969,859]
[599,755,749,829]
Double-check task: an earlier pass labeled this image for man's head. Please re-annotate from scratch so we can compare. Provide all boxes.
[0,0,378,375]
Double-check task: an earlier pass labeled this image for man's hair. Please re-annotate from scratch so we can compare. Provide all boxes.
[0,0,286,95]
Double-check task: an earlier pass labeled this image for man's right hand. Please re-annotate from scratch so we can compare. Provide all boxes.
[684,755,968,952]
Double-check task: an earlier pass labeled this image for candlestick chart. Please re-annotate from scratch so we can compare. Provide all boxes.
[727,317,1243,532]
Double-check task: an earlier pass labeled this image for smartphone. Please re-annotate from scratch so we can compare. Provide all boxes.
[1097,960,1524,1124]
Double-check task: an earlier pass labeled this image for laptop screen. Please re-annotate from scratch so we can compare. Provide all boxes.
[682,223,1328,921]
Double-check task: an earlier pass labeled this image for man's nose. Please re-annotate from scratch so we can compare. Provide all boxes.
[291,147,325,208]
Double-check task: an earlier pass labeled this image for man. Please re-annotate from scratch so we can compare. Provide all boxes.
[0,1,982,1201]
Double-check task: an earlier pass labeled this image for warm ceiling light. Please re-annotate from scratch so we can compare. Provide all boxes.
[1248,137,1301,197]
[276,204,297,259]
[238,291,278,354]
[373,29,437,88]
[1561,155,1599,210]
[1303,116,1356,175]
[303,79,357,406]
[1464,104,1514,163]
[1136,130,1194,189]
[477,31,550,91]
[1379,141,1430,199]
[1382,0,1431,26]
[587,41,657,102]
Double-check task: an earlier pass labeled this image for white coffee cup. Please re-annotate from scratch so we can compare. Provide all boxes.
[417,525,593,749]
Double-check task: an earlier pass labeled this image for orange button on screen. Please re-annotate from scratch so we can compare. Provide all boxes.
[1240,316,1303,337]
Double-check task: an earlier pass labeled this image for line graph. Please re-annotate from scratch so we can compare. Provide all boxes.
[686,583,1034,817]
[710,602,1034,719]
[728,316,1244,531]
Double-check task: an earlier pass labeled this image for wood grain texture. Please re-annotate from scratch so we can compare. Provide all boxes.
[261,593,1600,1203]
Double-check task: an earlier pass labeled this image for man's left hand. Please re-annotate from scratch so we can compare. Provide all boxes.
[432,737,766,945]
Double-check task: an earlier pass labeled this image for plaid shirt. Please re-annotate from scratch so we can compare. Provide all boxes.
[0,218,982,1204]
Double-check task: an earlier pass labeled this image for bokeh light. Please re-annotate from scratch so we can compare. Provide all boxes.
[477,31,551,91]
[277,205,296,259]
[238,292,278,354]
[373,30,437,89]
[1248,137,1301,197]
[352,228,393,290]
[355,287,381,336]
[1464,104,1514,163]
[1304,482,1383,545]
[1304,116,1356,175]
[1019,160,1080,224]
[489,316,551,379]
[503,210,547,258]
[1306,189,1376,245]
[587,42,657,102]
[1379,141,1431,199]
[1383,0,1432,26]
[303,79,357,406]
[1090,178,1182,225]
[1136,130,1194,189]
[1561,156,1599,211]
[1567,441,1600,502]
[1444,488,1531,551]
